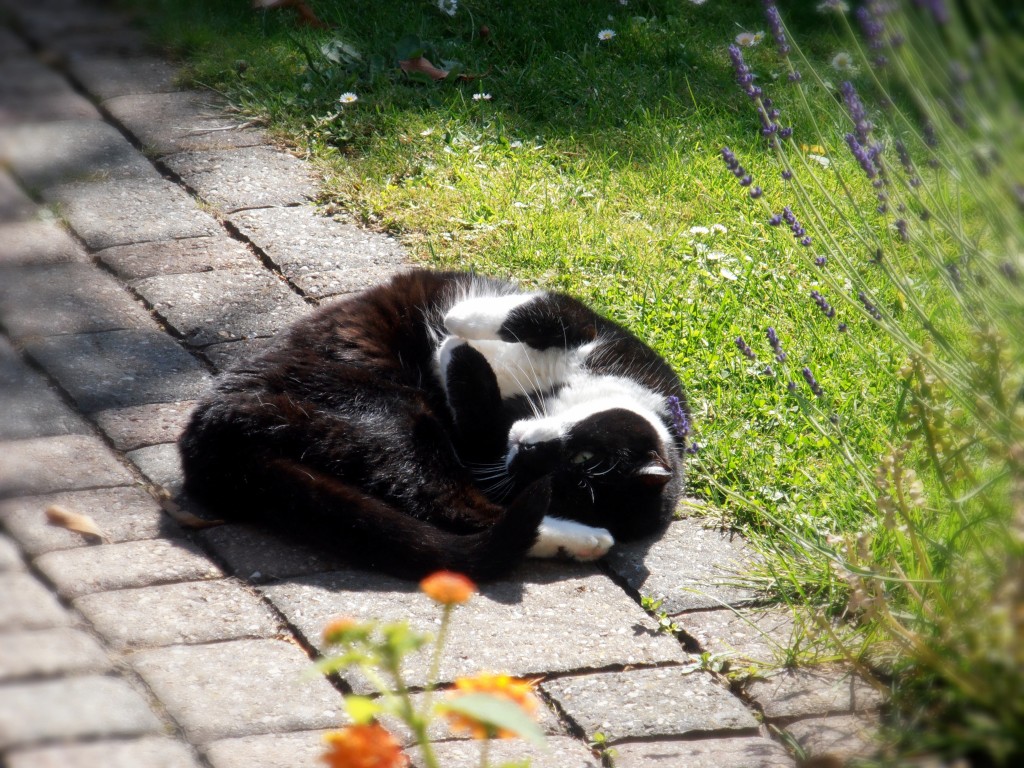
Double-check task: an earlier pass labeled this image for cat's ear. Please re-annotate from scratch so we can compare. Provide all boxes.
[634,458,673,488]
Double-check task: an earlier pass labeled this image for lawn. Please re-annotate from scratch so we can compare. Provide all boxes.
[124,0,1023,763]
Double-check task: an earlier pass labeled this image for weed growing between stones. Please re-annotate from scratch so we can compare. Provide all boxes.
[317,571,544,768]
[718,1,1023,763]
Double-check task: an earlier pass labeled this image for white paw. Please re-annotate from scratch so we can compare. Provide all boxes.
[528,517,615,562]
[444,293,536,340]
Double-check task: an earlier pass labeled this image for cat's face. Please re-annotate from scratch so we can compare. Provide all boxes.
[505,407,677,540]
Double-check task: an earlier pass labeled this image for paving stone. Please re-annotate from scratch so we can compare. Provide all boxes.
[127,442,184,494]
[228,207,407,298]
[75,578,282,649]
[744,664,885,721]
[44,178,219,249]
[263,562,687,692]
[34,537,223,599]
[5,737,204,768]
[0,628,111,681]
[0,170,36,222]
[104,91,269,156]
[203,730,335,768]
[427,737,601,768]
[98,236,257,280]
[197,523,348,582]
[14,4,135,43]
[0,338,91,440]
[0,572,71,630]
[201,337,274,372]
[94,400,197,451]
[781,712,878,763]
[604,517,763,614]
[164,146,318,212]
[610,737,795,768]
[0,218,87,265]
[0,532,23,570]
[41,28,151,58]
[68,55,179,100]
[0,486,179,556]
[0,59,100,125]
[26,329,213,412]
[0,435,134,498]
[134,268,309,346]
[130,638,342,744]
[678,607,798,668]
[0,120,159,191]
[0,263,155,340]
[0,675,162,749]
[543,667,758,743]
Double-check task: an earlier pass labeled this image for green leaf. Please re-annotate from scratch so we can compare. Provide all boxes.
[437,694,547,747]
[344,695,382,725]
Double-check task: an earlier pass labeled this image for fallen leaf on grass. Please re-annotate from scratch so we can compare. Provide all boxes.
[400,55,452,81]
[45,505,109,543]
[160,498,225,530]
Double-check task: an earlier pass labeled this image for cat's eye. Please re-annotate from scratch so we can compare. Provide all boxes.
[570,450,596,465]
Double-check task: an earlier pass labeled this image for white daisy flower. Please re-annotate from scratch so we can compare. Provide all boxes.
[688,225,710,235]
[710,223,728,234]
[472,92,492,101]
[831,51,858,73]
[598,29,616,41]
[689,0,707,5]
[338,92,358,104]
[735,31,763,47]
[437,0,457,17]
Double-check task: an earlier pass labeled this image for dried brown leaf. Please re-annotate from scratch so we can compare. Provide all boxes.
[399,55,450,81]
[45,505,109,543]
[161,499,225,530]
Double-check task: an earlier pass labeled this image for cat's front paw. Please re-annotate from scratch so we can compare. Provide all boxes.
[528,517,615,562]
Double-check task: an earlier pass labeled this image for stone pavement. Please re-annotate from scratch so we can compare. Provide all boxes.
[0,1,882,765]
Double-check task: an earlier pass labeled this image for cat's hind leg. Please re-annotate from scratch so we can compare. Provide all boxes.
[527,516,614,562]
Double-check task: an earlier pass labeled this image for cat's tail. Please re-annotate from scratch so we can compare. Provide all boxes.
[262,458,552,580]
[180,432,550,581]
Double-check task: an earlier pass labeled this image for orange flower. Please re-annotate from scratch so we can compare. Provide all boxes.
[320,724,409,768]
[322,617,361,645]
[420,571,476,605]
[444,673,540,739]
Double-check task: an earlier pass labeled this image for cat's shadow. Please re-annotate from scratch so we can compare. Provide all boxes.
[164,493,665,607]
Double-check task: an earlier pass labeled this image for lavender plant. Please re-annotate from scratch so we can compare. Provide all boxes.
[720,1,1023,762]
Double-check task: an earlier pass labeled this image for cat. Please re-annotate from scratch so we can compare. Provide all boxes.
[178,269,689,580]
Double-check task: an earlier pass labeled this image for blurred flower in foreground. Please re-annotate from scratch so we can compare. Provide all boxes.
[420,571,476,605]
[598,29,616,42]
[320,724,409,768]
[444,673,540,739]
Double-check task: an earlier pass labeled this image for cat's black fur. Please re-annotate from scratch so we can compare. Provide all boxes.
[179,270,688,579]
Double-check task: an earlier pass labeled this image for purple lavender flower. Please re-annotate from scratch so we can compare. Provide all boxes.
[858,291,883,320]
[815,255,827,266]
[762,1,791,57]
[749,186,763,199]
[735,336,757,360]
[787,380,797,392]
[838,322,848,332]
[810,290,836,318]
[840,82,872,144]
[667,395,691,440]
[845,133,878,180]
[766,326,786,362]
[914,0,950,25]
[769,213,783,226]
[802,366,824,397]
[895,218,909,241]
[787,70,802,83]
[856,3,889,68]
[781,169,793,181]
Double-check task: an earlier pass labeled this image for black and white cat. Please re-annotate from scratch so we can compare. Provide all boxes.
[179,270,689,579]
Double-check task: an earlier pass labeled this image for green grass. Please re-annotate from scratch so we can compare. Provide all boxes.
[123,1,1024,762]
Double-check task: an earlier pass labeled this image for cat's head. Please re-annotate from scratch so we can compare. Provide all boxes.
[505,406,681,540]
